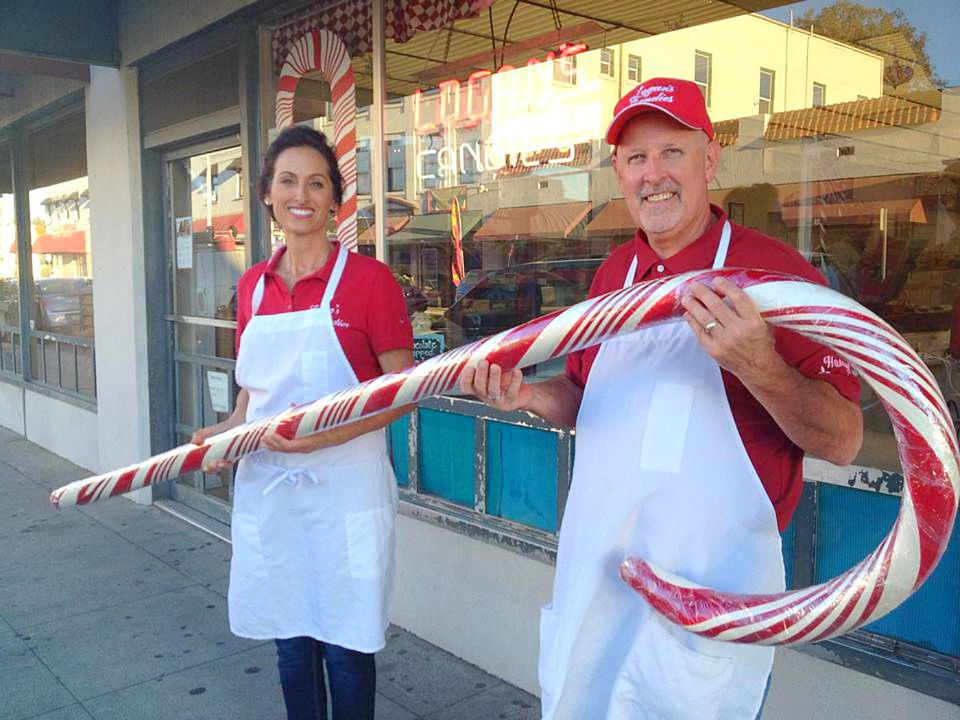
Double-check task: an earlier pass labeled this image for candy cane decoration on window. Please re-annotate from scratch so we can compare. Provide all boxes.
[50,269,958,646]
[275,28,358,251]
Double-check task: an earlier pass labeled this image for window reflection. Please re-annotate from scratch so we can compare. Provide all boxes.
[283,0,958,472]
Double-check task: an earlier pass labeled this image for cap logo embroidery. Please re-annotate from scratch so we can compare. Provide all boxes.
[630,84,675,105]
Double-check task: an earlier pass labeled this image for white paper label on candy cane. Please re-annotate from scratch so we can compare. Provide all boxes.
[639,382,694,475]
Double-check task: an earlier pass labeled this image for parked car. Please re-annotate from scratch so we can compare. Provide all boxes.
[442,258,603,346]
[0,278,18,326]
[35,277,93,335]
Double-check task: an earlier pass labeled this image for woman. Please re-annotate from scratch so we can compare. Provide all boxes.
[192,125,414,720]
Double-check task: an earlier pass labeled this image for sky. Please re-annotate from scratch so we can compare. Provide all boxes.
[760,0,959,87]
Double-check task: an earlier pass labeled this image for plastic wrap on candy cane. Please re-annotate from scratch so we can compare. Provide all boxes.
[50,270,958,647]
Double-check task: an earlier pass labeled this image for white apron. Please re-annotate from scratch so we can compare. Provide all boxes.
[229,245,398,653]
[539,222,785,720]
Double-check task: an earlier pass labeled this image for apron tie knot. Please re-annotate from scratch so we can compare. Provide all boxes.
[261,467,320,496]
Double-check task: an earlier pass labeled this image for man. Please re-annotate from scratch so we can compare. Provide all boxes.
[461,78,862,719]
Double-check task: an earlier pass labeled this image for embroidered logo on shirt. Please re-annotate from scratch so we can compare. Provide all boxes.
[329,302,350,328]
[819,355,853,376]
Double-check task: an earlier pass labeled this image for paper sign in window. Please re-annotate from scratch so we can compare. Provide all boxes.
[207,370,231,413]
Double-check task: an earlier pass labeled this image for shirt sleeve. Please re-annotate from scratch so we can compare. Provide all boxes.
[234,267,259,355]
[772,251,860,403]
[367,264,414,355]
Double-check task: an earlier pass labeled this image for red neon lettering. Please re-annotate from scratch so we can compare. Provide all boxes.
[413,89,441,134]
[415,42,589,133]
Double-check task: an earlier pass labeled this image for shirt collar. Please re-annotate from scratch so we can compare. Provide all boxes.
[264,242,341,284]
[631,204,729,279]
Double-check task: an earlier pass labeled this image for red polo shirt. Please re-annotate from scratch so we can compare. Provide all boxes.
[566,207,860,530]
[236,244,413,382]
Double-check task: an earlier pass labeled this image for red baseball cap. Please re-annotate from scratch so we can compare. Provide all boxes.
[606,77,714,144]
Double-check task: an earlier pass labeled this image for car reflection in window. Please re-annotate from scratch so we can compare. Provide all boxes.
[443,258,603,348]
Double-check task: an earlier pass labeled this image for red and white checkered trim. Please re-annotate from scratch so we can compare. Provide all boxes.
[272,0,495,76]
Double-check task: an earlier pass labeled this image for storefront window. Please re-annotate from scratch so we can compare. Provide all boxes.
[269,0,959,666]
[0,141,18,374]
[169,147,246,324]
[25,111,95,398]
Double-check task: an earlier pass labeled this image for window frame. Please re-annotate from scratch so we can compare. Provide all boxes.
[759,67,775,114]
[694,50,712,106]
[599,48,614,78]
[812,81,827,107]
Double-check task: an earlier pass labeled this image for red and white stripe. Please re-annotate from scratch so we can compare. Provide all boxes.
[51,269,958,646]
[275,28,358,251]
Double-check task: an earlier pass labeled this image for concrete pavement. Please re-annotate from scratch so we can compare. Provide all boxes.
[0,426,539,720]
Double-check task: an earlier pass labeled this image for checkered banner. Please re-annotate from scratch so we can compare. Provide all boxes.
[272,0,495,75]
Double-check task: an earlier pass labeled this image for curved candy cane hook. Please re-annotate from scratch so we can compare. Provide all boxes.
[275,28,358,251]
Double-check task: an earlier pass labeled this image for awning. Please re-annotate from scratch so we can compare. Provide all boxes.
[359,215,411,242]
[473,201,592,241]
[387,210,482,244]
[192,213,245,236]
[30,230,87,255]
[781,198,927,226]
[584,199,635,237]
[496,143,593,178]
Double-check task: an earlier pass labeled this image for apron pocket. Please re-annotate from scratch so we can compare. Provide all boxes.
[639,382,695,475]
[230,512,269,581]
[538,604,563,717]
[300,350,330,403]
[345,504,395,580]
[608,616,734,720]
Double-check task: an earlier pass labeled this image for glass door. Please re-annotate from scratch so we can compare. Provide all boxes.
[164,139,246,523]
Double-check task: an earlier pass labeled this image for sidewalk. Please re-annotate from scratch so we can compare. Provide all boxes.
[0,426,539,720]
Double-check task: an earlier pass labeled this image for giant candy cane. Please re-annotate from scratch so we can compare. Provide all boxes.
[50,270,958,646]
[275,28,359,250]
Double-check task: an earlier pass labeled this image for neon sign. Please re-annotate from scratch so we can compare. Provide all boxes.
[413,43,588,134]
[416,142,579,185]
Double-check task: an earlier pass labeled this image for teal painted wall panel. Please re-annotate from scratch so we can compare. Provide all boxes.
[781,523,795,590]
[815,484,960,656]
[418,408,475,507]
[387,415,409,487]
[487,422,558,532]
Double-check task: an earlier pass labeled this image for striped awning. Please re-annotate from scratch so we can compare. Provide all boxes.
[584,198,634,237]
[473,201,591,240]
[780,198,927,226]
[496,143,592,178]
[764,95,940,143]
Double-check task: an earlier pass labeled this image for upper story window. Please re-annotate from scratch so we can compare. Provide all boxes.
[356,139,372,196]
[812,82,827,107]
[600,48,614,77]
[695,51,712,106]
[628,54,641,83]
[386,136,406,193]
[759,68,775,113]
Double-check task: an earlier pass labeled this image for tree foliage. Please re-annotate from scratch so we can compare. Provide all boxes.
[796,1,942,88]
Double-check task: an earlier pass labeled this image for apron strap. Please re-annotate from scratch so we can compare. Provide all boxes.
[251,244,348,317]
[712,220,732,269]
[320,245,349,310]
[622,255,639,289]
[251,274,265,316]
[251,246,286,317]
[621,219,731,288]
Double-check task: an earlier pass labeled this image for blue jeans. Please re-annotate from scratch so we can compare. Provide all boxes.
[275,637,376,720]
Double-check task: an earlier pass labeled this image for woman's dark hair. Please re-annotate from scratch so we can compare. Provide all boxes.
[257,125,343,218]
